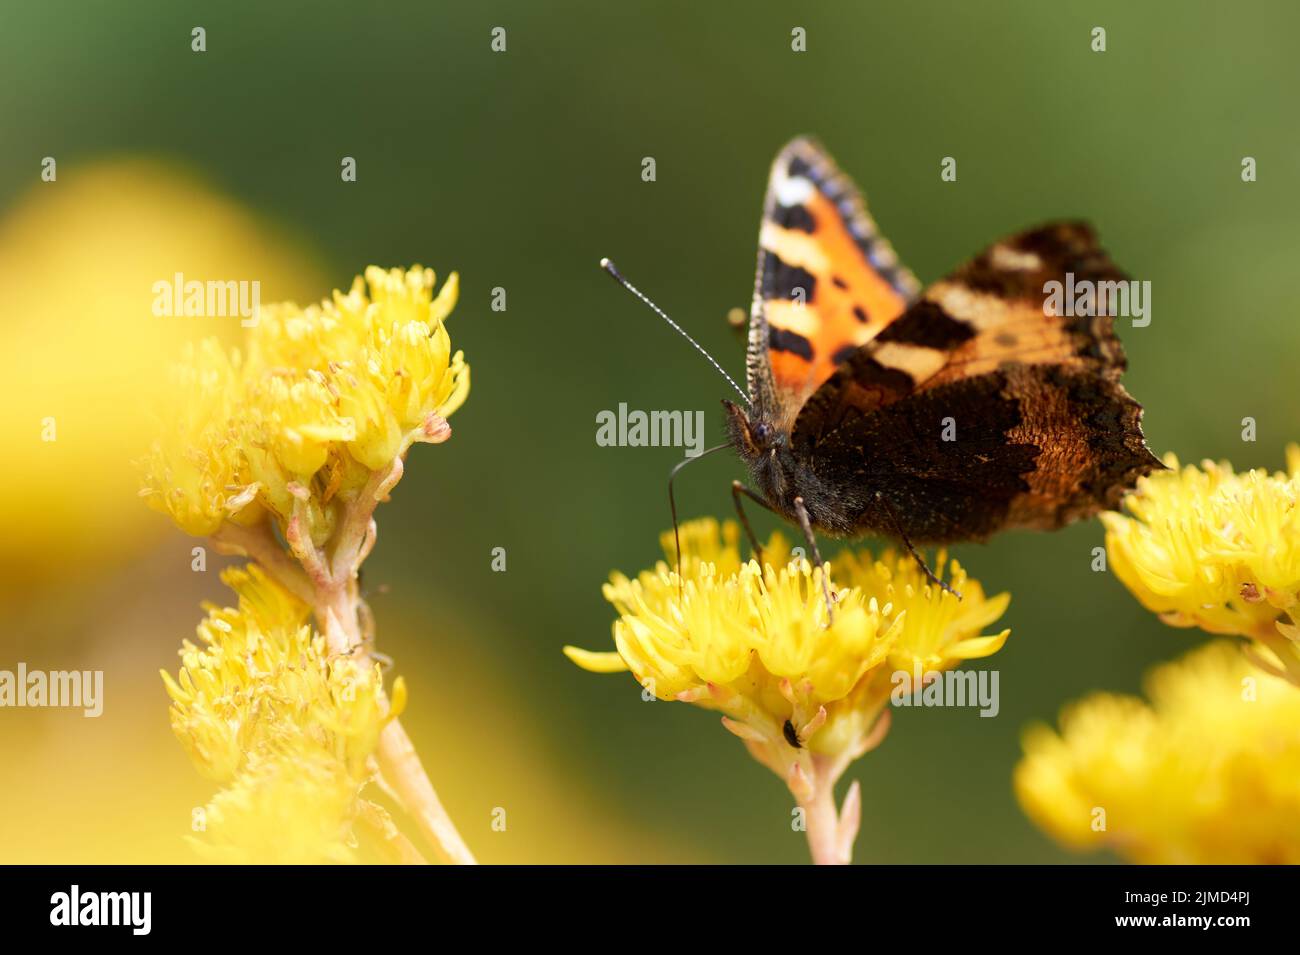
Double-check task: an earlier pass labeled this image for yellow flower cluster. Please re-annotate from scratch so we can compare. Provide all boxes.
[195,750,362,865]
[1102,447,1300,683]
[1015,640,1300,864]
[565,519,1009,780]
[139,266,468,537]
[162,564,403,862]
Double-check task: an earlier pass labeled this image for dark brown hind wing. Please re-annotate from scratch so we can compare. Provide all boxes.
[790,222,1162,542]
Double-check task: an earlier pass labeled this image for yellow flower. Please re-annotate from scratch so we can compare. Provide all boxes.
[162,564,404,862]
[247,266,467,472]
[1102,447,1300,683]
[246,370,356,479]
[568,519,1008,755]
[0,157,322,584]
[1015,640,1300,864]
[832,547,1010,677]
[162,564,396,782]
[565,518,1010,862]
[138,340,253,536]
[191,748,361,864]
[139,265,469,535]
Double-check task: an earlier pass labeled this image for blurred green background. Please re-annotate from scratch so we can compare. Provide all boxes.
[2,1,1298,863]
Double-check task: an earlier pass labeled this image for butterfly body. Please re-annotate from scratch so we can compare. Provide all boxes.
[726,138,1162,551]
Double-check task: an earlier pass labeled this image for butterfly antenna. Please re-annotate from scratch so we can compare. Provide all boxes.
[600,258,750,406]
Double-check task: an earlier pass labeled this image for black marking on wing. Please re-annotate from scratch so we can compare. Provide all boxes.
[831,344,857,365]
[771,202,815,233]
[873,301,976,349]
[760,250,817,302]
[787,155,815,180]
[769,327,814,360]
[768,138,920,303]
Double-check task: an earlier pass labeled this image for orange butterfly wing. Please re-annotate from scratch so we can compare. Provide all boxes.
[747,137,919,428]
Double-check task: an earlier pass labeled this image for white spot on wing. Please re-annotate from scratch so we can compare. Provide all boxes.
[873,341,948,378]
[774,174,815,207]
[989,245,1042,271]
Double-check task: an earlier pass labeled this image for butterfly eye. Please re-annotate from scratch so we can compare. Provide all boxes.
[752,422,774,445]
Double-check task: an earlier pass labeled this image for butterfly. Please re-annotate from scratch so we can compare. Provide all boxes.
[603,137,1162,608]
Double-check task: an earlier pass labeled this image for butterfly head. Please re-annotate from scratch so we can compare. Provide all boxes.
[723,399,784,461]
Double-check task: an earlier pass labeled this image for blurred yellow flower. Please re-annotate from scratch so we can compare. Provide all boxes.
[162,564,404,863]
[139,340,252,537]
[193,748,362,865]
[139,265,469,537]
[1015,640,1300,864]
[0,158,322,588]
[1102,447,1300,684]
[565,518,1010,863]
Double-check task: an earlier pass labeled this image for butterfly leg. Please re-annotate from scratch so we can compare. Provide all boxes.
[792,496,835,624]
[874,491,963,600]
[730,480,776,567]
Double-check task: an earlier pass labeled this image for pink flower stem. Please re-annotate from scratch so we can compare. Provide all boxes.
[801,783,849,865]
[223,451,476,865]
[788,713,885,865]
[211,521,315,604]
[796,758,861,866]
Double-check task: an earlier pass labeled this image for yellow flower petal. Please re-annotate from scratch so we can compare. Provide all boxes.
[563,646,630,673]
[947,630,1010,660]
